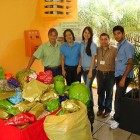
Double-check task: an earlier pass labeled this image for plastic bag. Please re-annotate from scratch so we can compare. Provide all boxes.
[15,101,36,112]
[8,77,20,87]
[22,79,49,102]
[61,99,80,113]
[0,66,5,79]
[0,108,10,119]
[44,101,92,140]
[69,82,90,105]
[29,102,45,119]
[45,98,60,112]
[0,79,16,91]
[8,89,24,105]
[0,99,20,115]
[54,75,65,95]
[41,90,58,102]
[0,91,16,100]
[4,112,36,126]
[16,70,35,89]
[37,70,53,84]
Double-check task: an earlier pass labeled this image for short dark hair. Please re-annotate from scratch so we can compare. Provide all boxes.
[63,29,75,42]
[113,25,124,33]
[100,33,110,39]
[48,28,58,36]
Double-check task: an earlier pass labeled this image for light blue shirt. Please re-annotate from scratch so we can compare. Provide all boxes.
[115,39,134,78]
[60,42,81,66]
[81,41,97,68]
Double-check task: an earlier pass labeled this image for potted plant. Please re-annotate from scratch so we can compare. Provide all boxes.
[119,43,140,135]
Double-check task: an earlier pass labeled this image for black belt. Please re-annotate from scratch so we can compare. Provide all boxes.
[65,65,78,68]
[45,65,61,69]
[98,70,114,75]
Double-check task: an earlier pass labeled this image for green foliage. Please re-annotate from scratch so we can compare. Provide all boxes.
[78,0,140,36]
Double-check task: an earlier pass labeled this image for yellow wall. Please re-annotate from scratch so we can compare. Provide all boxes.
[0,0,77,75]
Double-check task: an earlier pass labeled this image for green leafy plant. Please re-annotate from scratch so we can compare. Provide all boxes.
[130,43,140,98]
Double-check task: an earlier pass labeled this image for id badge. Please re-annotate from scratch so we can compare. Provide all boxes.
[100,60,105,65]
[115,57,117,61]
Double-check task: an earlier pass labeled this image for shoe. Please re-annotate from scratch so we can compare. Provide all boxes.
[102,112,110,118]
[97,110,104,116]
[110,120,119,129]
[111,115,114,120]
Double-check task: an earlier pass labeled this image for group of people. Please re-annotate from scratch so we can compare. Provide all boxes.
[24,25,134,131]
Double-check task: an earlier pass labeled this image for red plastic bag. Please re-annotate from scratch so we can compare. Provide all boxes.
[5,112,36,126]
[37,70,53,84]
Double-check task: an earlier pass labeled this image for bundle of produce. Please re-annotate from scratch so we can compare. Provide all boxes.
[69,82,90,106]
[37,70,53,84]
[54,75,65,95]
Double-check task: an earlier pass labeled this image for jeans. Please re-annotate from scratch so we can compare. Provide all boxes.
[114,76,132,123]
[97,71,115,113]
[82,69,97,106]
[82,68,96,125]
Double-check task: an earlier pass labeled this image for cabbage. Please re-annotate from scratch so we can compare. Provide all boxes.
[68,82,90,105]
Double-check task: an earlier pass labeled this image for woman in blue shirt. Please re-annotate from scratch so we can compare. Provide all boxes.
[80,26,97,130]
[60,29,81,85]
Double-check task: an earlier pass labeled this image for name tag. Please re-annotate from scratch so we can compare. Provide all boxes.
[100,60,105,65]
[115,57,117,61]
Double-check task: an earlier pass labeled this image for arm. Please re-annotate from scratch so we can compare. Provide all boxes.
[77,55,82,74]
[88,55,96,79]
[61,55,66,77]
[25,55,36,71]
[119,58,134,87]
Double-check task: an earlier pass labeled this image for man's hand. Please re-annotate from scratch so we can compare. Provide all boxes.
[87,71,92,79]
[77,66,81,74]
[119,77,126,87]
[62,69,66,77]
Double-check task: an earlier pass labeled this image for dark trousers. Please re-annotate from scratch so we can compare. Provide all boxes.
[44,65,62,77]
[114,76,132,123]
[97,71,115,113]
[64,65,81,86]
[82,69,96,126]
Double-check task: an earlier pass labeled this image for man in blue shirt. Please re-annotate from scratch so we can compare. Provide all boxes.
[110,25,134,129]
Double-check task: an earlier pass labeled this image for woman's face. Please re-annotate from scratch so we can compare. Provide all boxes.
[83,29,91,41]
[65,31,73,43]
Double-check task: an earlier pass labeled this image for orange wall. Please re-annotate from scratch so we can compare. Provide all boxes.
[0,0,77,76]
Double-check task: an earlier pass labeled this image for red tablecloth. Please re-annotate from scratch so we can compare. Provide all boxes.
[0,117,49,140]
[0,110,59,140]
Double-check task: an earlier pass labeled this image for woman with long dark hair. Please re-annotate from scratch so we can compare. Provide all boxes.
[80,26,97,131]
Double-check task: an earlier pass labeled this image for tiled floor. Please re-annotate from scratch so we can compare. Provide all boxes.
[92,88,140,140]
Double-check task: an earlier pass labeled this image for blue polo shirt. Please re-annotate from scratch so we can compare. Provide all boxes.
[60,42,81,66]
[115,39,134,78]
[81,41,97,68]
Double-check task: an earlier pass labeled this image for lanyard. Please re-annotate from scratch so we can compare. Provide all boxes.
[117,39,126,53]
[102,48,109,60]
